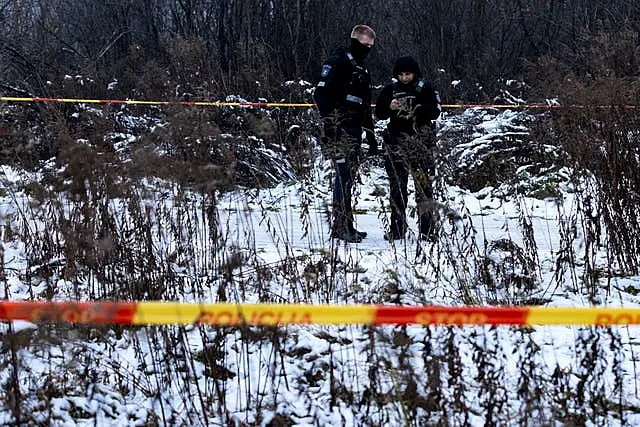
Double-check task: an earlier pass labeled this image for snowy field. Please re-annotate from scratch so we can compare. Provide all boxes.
[1,107,639,425]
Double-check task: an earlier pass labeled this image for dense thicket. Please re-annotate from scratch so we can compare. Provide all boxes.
[1,0,640,102]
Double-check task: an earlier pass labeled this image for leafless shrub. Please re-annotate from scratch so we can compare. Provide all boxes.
[534,29,640,280]
[478,238,538,305]
[4,24,640,422]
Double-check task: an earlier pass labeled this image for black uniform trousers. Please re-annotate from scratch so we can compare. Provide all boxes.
[323,124,363,236]
[384,132,437,239]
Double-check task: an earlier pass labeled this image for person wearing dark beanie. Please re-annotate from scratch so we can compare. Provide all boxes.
[314,25,378,243]
[393,56,422,77]
[375,55,442,242]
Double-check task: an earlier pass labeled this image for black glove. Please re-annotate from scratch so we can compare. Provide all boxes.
[365,130,378,156]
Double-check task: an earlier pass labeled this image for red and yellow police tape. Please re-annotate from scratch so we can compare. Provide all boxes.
[1,301,639,326]
[4,96,632,109]
[0,96,316,108]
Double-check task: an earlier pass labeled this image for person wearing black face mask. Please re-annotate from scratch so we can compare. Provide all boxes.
[314,24,378,243]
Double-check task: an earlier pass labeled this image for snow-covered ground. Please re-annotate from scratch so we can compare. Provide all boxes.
[1,107,639,425]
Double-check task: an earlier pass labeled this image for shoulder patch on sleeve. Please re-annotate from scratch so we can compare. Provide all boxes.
[321,64,332,77]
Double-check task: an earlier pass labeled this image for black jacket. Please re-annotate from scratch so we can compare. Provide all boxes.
[375,79,441,138]
[314,47,374,135]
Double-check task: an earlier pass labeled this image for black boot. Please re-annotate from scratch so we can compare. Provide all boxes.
[419,213,437,242]
[384,221,406,241]
[345,217,367,239]
[350,227,368,239]
[331,214,365,242]
[331,227,364,243]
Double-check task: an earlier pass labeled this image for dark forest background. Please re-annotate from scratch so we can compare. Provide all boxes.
[2,0,640,103]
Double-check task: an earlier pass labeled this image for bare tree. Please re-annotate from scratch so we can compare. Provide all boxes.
[1,0,639,98]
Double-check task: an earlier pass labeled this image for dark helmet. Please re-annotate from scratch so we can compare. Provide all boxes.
[393,56,421,78]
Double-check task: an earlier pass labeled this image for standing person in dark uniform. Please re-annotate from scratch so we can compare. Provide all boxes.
[375,56,441,241]
[314,24,378,243]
